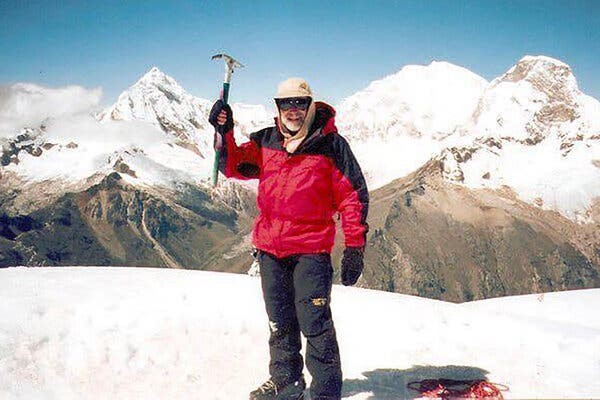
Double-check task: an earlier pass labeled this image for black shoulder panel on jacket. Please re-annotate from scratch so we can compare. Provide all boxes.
[249,127,271,144]
[251,126,285,151]
[331,133,369,226]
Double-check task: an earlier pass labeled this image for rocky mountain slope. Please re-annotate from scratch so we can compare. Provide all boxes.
[360,158,599,302]
[0,169,258,271]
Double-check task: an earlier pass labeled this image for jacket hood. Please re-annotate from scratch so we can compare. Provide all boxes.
[310,102,337,135]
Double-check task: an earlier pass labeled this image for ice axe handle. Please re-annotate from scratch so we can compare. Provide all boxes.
[212,149,221,187]
[212,82,231,186]
[221,82,230,105]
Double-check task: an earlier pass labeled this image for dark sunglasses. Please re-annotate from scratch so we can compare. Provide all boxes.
[275,97,311,111]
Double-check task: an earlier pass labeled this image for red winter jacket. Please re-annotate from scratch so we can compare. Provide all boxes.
[219,102,369,258]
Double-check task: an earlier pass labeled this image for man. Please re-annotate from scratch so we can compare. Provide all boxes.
[209,78,369,400]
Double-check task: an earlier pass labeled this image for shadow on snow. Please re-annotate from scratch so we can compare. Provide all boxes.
[342,365,491,399]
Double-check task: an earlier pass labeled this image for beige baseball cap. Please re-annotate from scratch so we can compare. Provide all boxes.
[274,77,313,99]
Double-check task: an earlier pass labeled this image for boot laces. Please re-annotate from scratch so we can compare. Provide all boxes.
[259,379,278,395]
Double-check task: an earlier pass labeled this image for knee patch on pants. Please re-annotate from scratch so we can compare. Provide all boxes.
[296,296,331,337]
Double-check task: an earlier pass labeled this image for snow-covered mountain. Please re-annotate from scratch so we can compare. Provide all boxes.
[338,56,600,223]
[462,55,600,146]
[1,67,272,214]
[92,66,272,192]
[436,56,600,223]
[98,67,273,160]
[332,56,600,301]
[335,61,488,189]
[3,59,598,223]
[1,267,599,399]
[98,67,214,157]
[98,67,273,147]
[337,61,488,142]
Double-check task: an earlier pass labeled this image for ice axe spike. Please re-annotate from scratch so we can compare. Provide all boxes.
[211,53,244,187]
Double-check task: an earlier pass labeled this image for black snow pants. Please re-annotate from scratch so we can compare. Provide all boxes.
[258,250,342,400]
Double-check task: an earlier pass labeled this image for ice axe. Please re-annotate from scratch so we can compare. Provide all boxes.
[211,53,244,187]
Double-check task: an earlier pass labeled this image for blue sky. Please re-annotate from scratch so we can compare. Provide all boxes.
[1,0,599,106]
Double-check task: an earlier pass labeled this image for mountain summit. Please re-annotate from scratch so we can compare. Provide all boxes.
[464,54,597,146]
[337,60,489,142]
[98,66,213,157]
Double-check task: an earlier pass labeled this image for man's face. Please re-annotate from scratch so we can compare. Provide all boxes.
[281,108,307,133]
[276,97,311,133]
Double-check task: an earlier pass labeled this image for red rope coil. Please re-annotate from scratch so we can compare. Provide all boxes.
[407,378,508,399]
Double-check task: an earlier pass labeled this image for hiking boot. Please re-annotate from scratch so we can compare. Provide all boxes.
[249,376,306,400]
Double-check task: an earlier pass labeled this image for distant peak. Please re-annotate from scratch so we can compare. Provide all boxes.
[498,54,576,90]
[393,60,485,80]
[425,60,460,69]
[133,66,180,90]
[141,66,167,79]
[423,60,485,76]
[518,55,570,69]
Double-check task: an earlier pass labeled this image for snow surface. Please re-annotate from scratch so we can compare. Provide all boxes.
[4,118,175,183]
[1,267,599,399]
[455,134,600,222]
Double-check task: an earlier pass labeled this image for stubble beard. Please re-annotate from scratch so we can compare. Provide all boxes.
[281,113,305,134]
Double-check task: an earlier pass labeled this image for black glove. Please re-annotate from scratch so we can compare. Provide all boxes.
[341,246,364,286]
[208,99,234,134]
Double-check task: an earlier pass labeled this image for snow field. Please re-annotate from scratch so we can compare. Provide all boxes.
[1,267,599,399]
